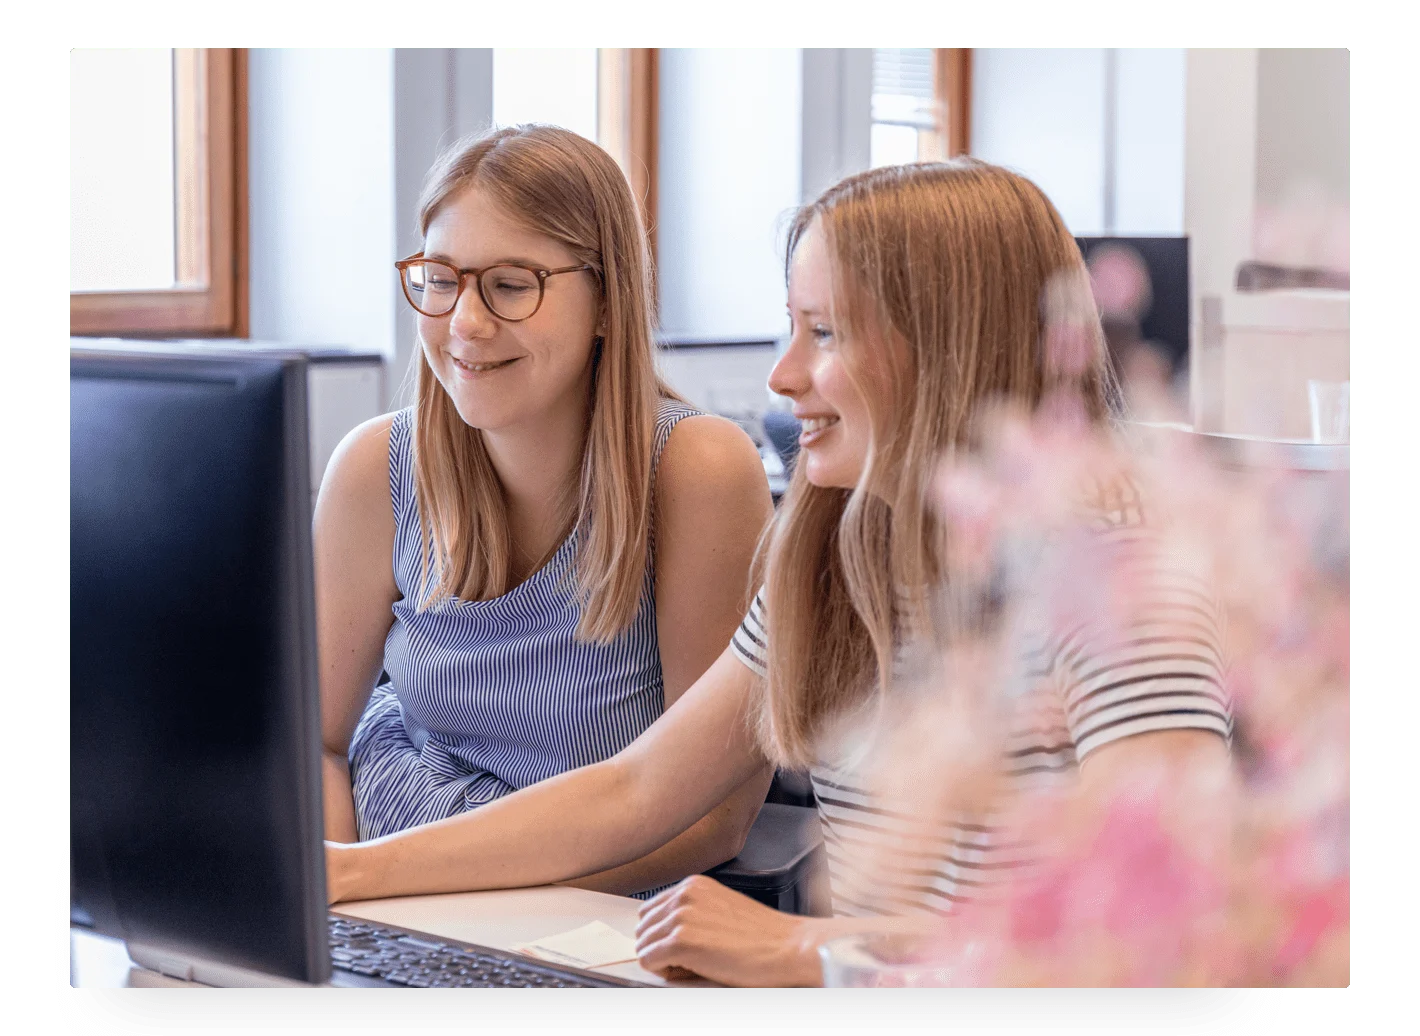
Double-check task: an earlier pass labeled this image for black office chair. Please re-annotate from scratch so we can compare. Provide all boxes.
[761,409,801,481]
[703,770,830,917]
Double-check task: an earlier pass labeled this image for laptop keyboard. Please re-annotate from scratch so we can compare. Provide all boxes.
[328,915,632,988]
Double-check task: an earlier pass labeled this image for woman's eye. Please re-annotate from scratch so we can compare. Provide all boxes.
[494,282,534,294]
[812,325,835,345]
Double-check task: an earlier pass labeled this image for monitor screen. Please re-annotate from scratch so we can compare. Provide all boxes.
[70,346,329,983]
[1075,235,1190,381]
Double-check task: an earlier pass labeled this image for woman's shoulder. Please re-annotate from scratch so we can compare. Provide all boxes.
[317,411,401,517]
[654,410,771,528]
[337,409,401,467]
[656,406,763,485]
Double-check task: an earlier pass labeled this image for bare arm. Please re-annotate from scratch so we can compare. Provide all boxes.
[326,647,771,902]
[564,414,776,895]
[1078,728,1229,793]
[313,415,400,843]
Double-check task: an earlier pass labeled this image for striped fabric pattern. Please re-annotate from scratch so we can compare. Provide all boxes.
[350,399,702,851]
[729,519,1233,918]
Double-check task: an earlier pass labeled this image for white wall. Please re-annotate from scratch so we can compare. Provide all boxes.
[390,49,493,407]
[800,48,872,204]
[1183,48,1350,434]
[971,49,1109,235]
[1255,48,1349,206]
[1251,49,1349,276]
[970,48,1186,237]
[657,49,802,340]
[247,49,398,367]
[1184,50,1261,307]
[1114,49,1186,235]
[248,48,495,410]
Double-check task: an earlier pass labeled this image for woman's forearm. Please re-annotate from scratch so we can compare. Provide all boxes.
[331,756,678,902]
[327,648,769,904]
[322,750,359,843]
[562,765,774,897]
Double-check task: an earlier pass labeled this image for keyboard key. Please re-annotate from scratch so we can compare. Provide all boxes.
[328,915,624,988]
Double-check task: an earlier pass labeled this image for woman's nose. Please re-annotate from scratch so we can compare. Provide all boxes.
[449,280,498,340]
[768,339,809,399]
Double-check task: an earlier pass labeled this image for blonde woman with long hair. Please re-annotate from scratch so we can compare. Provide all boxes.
[325,159,1231,984]
[316,125,775,897]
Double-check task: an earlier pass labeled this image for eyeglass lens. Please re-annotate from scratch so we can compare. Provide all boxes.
[402,261,543,320]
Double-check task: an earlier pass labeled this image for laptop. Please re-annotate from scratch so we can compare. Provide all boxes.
[70,342,643,987]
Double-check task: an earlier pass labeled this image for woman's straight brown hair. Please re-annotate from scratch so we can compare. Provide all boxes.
[409,125,679,642]
[756,159,1120,768]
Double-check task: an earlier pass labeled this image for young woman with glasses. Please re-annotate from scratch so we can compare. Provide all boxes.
[315,125,776,897]
[325,160,1231,984]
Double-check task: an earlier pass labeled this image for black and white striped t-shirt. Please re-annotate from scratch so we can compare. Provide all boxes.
[730,522,1233,918]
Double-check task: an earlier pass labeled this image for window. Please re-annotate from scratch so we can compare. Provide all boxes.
[70,48,247,337]
[870,48,972,168]
[490,48,659,261]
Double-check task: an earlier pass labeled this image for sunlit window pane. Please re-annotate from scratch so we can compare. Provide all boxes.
[871,123,921,169]
[492,49,598,141]
[870,47,936,169]
[71,48,177,293]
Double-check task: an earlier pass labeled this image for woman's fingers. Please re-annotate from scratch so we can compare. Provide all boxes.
[635,928,687,975]
[635,900,693,962]
[634,908,678,953]
[635,876,798,985]
[635,874,708,938]
[635,881,682,936]
[635,877,719,972]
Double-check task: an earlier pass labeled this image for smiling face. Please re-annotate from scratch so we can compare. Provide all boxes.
[418,184,602,434]
[768,219,888,491]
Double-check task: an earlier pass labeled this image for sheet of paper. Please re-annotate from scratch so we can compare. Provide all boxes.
[516,920,639,970]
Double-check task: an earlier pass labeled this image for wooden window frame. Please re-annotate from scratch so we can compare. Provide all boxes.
[933,48,972,158]
[597,49,659,266]
[71,48,249,338]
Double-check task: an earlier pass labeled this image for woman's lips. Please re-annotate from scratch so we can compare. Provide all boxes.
[798,415,840,446]
[451,355,519,377]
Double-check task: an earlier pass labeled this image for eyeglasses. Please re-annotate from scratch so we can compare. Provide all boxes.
[395,253,596,321]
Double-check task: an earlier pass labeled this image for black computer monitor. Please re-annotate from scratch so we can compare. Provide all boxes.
[70,344,329,984]
[1075,235,1190,380]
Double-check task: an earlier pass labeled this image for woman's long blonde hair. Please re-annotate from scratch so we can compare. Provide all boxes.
[758,159,1120,768]
[411,125,676,642]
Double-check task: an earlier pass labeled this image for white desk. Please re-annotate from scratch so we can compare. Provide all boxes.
[71,885,708,988]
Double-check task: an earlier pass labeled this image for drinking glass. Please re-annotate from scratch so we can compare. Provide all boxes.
[819,932,964,988]
[1308,380,1349,443]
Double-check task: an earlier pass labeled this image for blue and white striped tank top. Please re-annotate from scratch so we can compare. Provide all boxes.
[349,398,702,846]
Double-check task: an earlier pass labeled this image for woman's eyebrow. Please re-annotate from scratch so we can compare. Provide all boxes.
[423,250,552,269]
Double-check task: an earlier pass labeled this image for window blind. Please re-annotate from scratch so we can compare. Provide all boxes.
[871,49,935,128]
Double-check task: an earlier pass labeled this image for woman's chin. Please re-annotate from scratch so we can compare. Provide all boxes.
[436,379,513,430]
[801,455,857,491]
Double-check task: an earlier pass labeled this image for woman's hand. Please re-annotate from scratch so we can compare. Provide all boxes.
[634,875,822,987]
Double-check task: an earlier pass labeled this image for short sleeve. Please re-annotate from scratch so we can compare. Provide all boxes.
[730,589,769,678]
[1054,527,1233,761]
